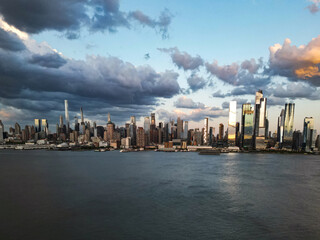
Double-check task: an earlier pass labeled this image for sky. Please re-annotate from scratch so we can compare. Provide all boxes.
[0,0,320,133]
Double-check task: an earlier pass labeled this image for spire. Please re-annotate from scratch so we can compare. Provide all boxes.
[108,112,111,123]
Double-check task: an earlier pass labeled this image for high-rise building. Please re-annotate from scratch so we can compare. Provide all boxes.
[177,117,183,139]
[242,104,254,149]
[106,113,115,141]
[203,118,209,145]
[151,113,156,126]
[0,120,4,142]
[282,103,295,149]
[59,115,64,128]
[254,90,267,149]
[303,117,314,152]
[65,100,69,132]
[277,109,285,145]
[218,123,224,141]
[80,107,84,124]
[144,117,150,132]
[129,116,137,146]
[228,101,237,146]
[34,119,41,132]
[41,119,49,136]
[136,127,145,147]
[15,122,21,135]
[184,121,188,140]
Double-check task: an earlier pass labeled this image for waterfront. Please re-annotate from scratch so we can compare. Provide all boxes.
[0,151,320,239]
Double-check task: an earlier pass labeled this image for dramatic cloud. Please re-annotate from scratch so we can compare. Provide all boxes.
[307,0,320,14]
[205,58,268,88]
[0,28,25,51]
[268,37,320,86]
[158,47,204,71]
[187,74,207,92]
[174,96,205,109]
[0,21,181,126]
[29,53,67,68]
[0,0,173,39]
[267,82,320,100]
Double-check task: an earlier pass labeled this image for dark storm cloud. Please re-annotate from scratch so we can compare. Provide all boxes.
[0,34,181,125]
[158,47,204,71]
[0,28,25,51]
[29,53,67,68]
[0,0,173,39]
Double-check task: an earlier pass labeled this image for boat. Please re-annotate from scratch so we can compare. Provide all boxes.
[198,149,220,155]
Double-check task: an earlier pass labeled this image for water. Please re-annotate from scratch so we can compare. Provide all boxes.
[0,150,320,240]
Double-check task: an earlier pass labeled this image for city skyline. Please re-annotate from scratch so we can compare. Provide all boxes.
[0,1,320,132]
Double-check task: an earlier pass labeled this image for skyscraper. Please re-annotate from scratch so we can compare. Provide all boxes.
[242,104,254,149]
[80,107,84,124]
[228,101,237,146]
[219,123,224,141]
[203,118,209,145]
[184,121,188,140]
[34,119,41,132]
[151,113,156,126]
[65,100,69,132]
[144,117,150,132]
[41,119,49,136]
[106,113,115,141]
[0,120,4,142]
[59,115,64,128]
[282,103,295,149]
[254,90,267,149]
[303,117,314,152]
[177,117,183,139]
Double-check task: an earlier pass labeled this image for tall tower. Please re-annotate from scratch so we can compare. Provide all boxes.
[254,90,267,149]
[203,118,209,145]
[184,121,188,140]
[59,115,64,128]
[303,117,314,152]
[34,119,41,133]
[282,103,295,149]
[64,100,69,132]
[0,120,4,142]
[228,101,237,146]
[242,103,254,149]
[80,107,84,124]
[151,113,156,126]
[177,117,183,139]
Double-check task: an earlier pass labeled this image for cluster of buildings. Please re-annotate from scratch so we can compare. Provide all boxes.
[0,91,319,152]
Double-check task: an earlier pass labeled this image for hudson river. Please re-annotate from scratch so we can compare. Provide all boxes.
[0,150,320,239]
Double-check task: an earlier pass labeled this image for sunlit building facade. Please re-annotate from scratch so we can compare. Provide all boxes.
[203,118,209,145]
[283,103,295,149]
[242,103,254,149]
[228,101,237,146]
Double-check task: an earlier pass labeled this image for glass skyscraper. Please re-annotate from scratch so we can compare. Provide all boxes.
[228,101,237,146]
[242,104,254,149]
[303,117,314,152]
[283,103,295,148]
